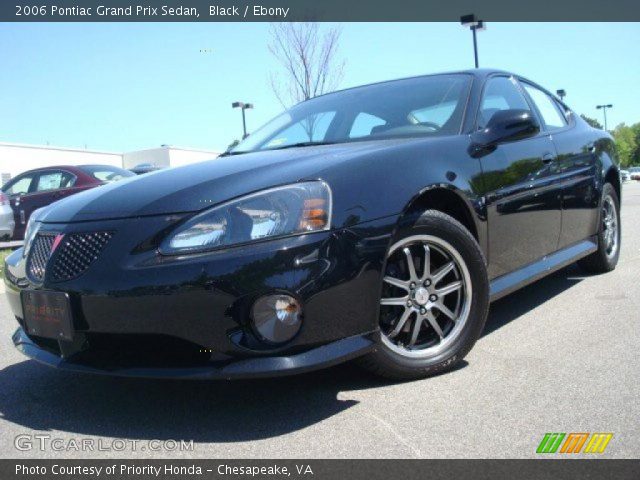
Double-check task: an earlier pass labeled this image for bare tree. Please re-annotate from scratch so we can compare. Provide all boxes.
[268,23,345,140]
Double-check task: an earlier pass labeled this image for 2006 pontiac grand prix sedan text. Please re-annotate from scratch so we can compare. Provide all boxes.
[3,70,621,380]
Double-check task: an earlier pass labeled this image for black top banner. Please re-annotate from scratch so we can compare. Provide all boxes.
[3,0,640,22]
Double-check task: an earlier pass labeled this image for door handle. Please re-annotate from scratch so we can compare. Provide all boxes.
[542,153,555,164]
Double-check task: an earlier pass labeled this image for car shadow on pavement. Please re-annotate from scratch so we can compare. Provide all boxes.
[0,266,585,444]
[0,357,395,443]
[482,264,586,337]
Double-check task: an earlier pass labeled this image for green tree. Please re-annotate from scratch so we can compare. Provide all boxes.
[612,123,638,168]
[631,123,640,166]
[580,114,603,130]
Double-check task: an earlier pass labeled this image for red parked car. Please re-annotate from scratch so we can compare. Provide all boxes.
[1,165,134,240]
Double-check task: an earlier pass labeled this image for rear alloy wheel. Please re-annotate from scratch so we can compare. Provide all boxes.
[578,182,620,273]
[359,210,489,380]
[602,194,619,259]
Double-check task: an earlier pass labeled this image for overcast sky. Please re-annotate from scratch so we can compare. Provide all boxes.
[1,22,638,152]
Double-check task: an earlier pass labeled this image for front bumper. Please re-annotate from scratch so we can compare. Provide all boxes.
[12,327,375,379]
[4,214,395,378]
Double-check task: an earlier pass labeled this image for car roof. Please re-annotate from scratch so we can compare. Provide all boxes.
[307,68,514,102]
[79,164,127,169]
[15,164,123,175]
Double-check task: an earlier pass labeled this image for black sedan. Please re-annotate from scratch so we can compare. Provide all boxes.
[3,69,621,380]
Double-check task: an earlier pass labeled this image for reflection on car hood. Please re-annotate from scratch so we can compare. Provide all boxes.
[40,139,414,223]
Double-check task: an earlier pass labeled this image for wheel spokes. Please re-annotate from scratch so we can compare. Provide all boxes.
[424,310,444,339]
[435,280,462,296]
[432,261,455,285]
[388,308,412,339]
[403,247,418,281]
[383,276,409,291]
[422,244,431,280]
[409,315,423,346]
[602,197,618,254]
[433,301,456,321]
[380,296,409,306]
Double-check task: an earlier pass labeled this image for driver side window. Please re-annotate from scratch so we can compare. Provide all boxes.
[478,77,531,129]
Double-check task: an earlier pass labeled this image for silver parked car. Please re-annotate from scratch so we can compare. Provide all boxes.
[620,170,631,182]
[0,191,15,240]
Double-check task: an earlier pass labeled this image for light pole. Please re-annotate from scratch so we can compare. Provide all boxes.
[460,14,486,68]
[596,104,613,131]
[232,101,254,139]
[556,89,566,101]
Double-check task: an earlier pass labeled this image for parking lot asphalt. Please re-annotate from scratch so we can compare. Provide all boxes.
[0,183,638,459]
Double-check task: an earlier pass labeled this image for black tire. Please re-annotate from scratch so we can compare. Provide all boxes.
[358,210,489,380]
[578,183,621,274]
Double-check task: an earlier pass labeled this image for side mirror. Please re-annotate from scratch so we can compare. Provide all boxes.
[469,109,540,157]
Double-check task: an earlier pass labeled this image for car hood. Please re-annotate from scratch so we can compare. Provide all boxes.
[40,139,417,224]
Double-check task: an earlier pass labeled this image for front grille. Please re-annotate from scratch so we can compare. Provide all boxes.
[51,232,113,282]
[27,231,113,283]
[27,234,55,282]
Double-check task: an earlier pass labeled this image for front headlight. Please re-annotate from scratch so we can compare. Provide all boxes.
[160,181,332,255]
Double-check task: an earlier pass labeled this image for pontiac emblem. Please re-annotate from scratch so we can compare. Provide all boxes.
[51,234,65,254]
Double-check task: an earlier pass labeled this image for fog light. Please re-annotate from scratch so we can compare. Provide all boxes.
[251,294,302,344]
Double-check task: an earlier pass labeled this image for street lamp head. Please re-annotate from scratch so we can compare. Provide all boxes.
[460,14,486,30]
[460,14,477,26]
[233,101,253,110]
[606,104,613,108]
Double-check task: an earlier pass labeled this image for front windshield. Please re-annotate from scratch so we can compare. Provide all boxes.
[231,74,471,154]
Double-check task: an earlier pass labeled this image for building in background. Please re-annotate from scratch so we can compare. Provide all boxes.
[0,142,219,184]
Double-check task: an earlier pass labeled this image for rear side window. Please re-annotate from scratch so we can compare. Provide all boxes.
[478,76,531,129]
[522,83,567,129]
[36,171,75,192]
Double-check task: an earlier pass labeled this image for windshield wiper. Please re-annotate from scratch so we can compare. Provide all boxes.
[268,141,337,150]
[218,150,245,157]
[220,141,337,157]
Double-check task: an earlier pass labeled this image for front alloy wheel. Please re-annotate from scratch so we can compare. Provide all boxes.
[380,235,471,359]
[359,210,489,380]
